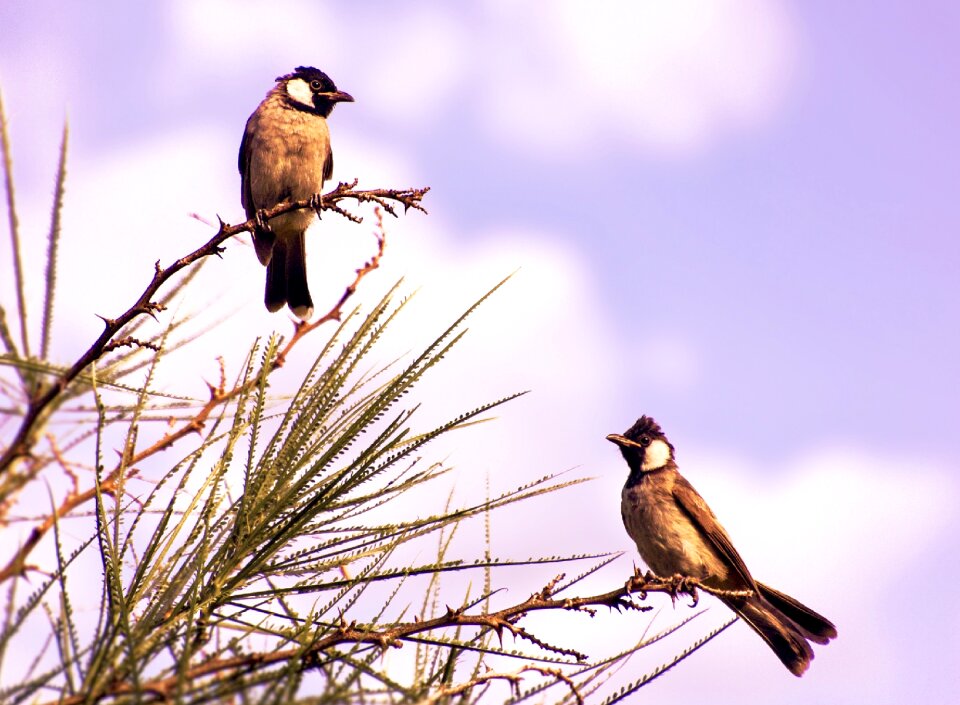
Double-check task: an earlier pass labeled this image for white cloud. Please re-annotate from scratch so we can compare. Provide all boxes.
[337,8,469,128]
[168,0,349,72]
[481,0,800,157]
[168,1,468,129]
[682,445,955,587]
[166,1,798,157]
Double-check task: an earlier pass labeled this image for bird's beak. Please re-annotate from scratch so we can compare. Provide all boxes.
[317,90,354,103]
[606,433,643,449]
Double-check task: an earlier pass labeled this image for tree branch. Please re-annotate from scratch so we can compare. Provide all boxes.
[0,209,394,583]
[40,572,742,705]
[0,183,427,477]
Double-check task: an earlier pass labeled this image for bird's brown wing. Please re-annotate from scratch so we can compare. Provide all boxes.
[238,114,277,265]
[238,118,256,219]
[671,475,758,592]
[323,149,334,184]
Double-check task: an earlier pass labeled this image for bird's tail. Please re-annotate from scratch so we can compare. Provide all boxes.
[757,582,837,645]
[264,232,314,320]
[283,230,314,320]
[264,237,287,314]
[726,588,835,677]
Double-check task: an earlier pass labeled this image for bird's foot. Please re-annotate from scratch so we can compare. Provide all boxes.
[309,192,324,219]
[255,208,272,232]
[666,574,700,607]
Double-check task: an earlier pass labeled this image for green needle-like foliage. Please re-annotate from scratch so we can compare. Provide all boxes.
[1,107,727,705]
[0,277,595,704]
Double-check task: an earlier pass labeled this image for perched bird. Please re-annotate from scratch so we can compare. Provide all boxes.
[239,66,354,319]
[607,416,836,676]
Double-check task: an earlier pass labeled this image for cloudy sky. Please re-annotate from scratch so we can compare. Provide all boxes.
[1,1,958,703]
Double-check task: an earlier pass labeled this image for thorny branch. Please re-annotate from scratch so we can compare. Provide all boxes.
[0,182,426,476]
[41,573,745,705]
[0,193,412,583]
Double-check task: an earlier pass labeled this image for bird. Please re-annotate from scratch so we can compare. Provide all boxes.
[607,415,836,676]
[239,66,354,319]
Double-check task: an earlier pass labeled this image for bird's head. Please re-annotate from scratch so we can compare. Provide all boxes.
[606,415,675,473]
[278,66,354,117]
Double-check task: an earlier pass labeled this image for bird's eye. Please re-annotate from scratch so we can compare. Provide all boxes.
[639,436,651,447]
[310,80,323,91]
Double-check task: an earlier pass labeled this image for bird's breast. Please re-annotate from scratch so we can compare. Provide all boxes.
[621,481,724,582]
[246,102,332,232]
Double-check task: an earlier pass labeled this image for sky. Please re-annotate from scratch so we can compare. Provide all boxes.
[1,1,958,703]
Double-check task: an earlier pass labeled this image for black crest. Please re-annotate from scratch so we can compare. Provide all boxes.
[622,415,666,441]
[277,66,338,92]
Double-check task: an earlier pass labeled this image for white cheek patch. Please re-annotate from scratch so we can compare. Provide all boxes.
[642,439,672,471]
[285,78,313,107]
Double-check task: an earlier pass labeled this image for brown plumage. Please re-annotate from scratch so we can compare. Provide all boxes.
[608,415,836,676]
[239,66,353,319]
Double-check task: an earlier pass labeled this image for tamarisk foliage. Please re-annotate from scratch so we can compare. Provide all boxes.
[0,102,730,705]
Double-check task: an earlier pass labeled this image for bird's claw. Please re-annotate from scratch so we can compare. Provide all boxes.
[255,209,272,232]
[309,193,324,218]
[667,574,700,607]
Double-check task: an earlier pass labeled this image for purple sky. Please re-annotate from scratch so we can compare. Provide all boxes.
[1,2,958,702]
